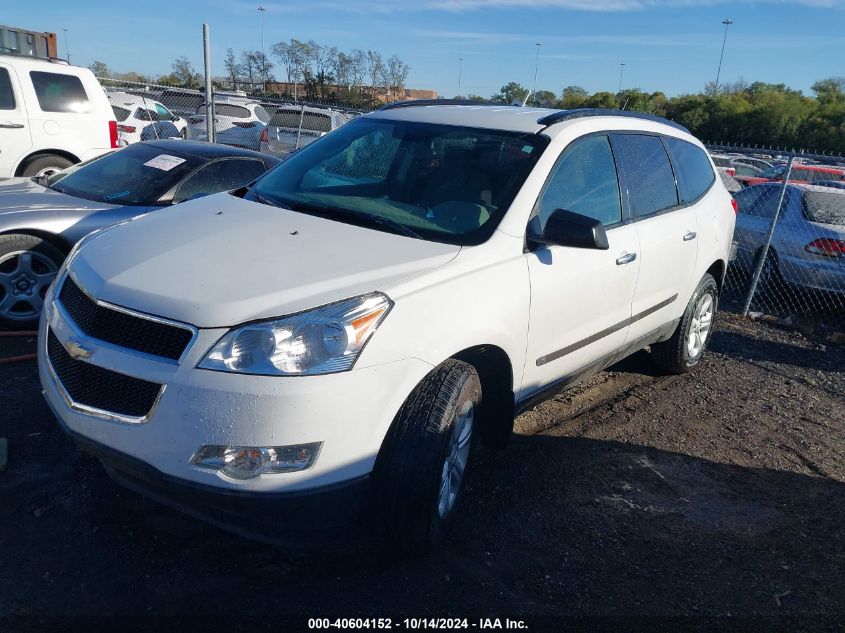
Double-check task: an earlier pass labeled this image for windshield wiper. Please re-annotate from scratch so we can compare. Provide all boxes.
[278,198,424,240]
[245,184,283,208]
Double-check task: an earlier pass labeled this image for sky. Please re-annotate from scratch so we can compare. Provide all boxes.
[5,0,844,99]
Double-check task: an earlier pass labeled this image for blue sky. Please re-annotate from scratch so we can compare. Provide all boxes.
[6,0,844,98]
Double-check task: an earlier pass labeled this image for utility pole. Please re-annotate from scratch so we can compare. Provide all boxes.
[618,61,626,94]
[258,5,266,92]
[532,42,541,105]
[714,18,734,95]
[457,58,463,96]
[62,28,70,63]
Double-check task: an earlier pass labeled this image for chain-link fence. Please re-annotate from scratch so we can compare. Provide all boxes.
[708,144,845,330]
[98,77,365,154]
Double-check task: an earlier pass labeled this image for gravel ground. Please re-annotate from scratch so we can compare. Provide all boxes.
[0,312,843,630]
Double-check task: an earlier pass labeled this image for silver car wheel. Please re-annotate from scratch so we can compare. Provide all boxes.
[0,250,59,320]
[437,400,474,519]
[686,292,713,359]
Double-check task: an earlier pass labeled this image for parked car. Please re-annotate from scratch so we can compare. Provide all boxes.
[710,153,770,177]
[39,104,735,549]
[107,91,186,145]
[719,170,743,193]
[0,53,118,179]
[155,89,206,118]
[186,99,272,150]
[731,183,845,294]
[0,140,278,327]
[259,105,353,156]
[739,164,845,187]
[814,180,845,190]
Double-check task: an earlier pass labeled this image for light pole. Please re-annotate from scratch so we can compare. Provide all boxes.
[457,58,463,97]
[714,18,733,95]
[618,61,626,94]
[258,5,266,92]
[532,42,541,105]
[62,28,70,63]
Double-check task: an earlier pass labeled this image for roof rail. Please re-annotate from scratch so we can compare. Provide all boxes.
[537,109,690,134]
[379,98,499,111]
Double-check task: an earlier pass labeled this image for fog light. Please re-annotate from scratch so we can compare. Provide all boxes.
[192,443,322,479]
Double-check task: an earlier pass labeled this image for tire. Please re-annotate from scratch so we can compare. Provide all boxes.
[20,155,74,179]
[754,248,783,298]
[373,359,481,551]
[0,234,65,329]
[650,273,718,374]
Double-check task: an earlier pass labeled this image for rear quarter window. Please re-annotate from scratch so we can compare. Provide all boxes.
[803,191,845,225]
[0,68,15,110]
[613,134,679,218]
[269,109,333,133]
[664,137,716,203]
[215,103,250,118]
[111,106,130,122]
[29,71,92,113]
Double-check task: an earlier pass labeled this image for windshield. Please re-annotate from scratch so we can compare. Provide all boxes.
[49,144,203,206]
[803,190,845,225]
[250,117,548,245]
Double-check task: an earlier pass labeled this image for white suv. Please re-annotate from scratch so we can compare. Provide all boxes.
[39,103,736,549]
[0,55,118,179]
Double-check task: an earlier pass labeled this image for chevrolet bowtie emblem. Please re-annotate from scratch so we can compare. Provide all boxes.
[64,338,92,361]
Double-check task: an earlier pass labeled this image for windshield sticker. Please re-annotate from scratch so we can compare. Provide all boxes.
[522,145,534,153]
[143,154,186,171]
[104,191,130,201]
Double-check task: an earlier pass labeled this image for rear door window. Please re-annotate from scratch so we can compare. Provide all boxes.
[172,159,266,203]
[0,68,15,110]
[613,134,679,218]
[533,134,622,228]
[664,137,716,203]
[29,71,91,113]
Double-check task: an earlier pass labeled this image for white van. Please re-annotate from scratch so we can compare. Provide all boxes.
[0,54,117,179]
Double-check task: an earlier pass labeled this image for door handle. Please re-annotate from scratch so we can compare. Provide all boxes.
[616,252,637,265]
[0,123,25,129]
[683,231,697,241]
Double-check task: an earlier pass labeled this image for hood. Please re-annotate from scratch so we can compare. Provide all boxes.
[0,177,116,215]
[69,193,461,327]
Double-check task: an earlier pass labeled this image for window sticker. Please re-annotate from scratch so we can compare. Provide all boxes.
[143,154,186,171]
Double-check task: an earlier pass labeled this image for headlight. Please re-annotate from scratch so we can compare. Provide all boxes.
[198,293,392,376]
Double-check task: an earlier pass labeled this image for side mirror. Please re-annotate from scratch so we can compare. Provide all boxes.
[529,208,610,250]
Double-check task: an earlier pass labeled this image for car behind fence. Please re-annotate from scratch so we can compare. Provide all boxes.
[91,82,845,331]
[707,144,845,331]
[97,77,364,154]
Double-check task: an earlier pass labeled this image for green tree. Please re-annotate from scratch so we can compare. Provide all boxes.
[88,61,110,78]
[492,82,529,104]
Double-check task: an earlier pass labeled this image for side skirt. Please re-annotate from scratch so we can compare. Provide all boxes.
[514,320,679,415]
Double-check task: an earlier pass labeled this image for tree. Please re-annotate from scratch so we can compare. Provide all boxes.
[560,85,588,109]
[533,90,557,107]
[385,54,409,100]
[492,82,529,104]
[239,51,257,87]
[88,61,110,78]
[224,48,240,89]
[367,50,385,91]
[171,56,199,88]
[349,49,367,92]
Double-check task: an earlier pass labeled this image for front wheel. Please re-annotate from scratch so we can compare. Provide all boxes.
[373,359,481,551]
[650,273,718,374]
[0,234,64,329]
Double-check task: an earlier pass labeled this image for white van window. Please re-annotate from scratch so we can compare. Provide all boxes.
[0,68,14,110]
[29,71,92,113]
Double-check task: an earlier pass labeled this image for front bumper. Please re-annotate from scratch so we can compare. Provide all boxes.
[53,413,371,545]
[38,279,433,500]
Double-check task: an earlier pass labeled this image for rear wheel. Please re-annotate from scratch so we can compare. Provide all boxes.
[650,273,718,374]
[373,359,481,551]
[20,155,73,179]
[0,234,64,329]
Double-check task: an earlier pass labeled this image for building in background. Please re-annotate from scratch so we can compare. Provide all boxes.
[0,25,57,59]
